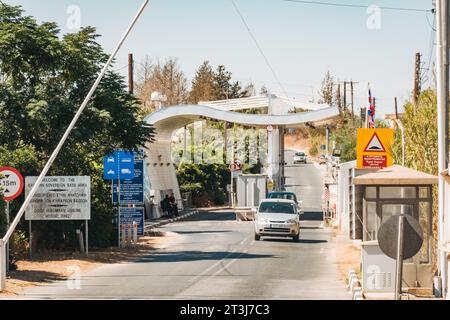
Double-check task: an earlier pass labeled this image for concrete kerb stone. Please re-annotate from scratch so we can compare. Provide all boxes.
[347,268,364,300]
[349,277,360,293]
[353,288,364,300]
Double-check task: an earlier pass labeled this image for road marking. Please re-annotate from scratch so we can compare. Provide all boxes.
[188,233,252,283]
[211,249,249,277]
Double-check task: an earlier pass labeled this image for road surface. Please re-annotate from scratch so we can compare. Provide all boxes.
[17,157,350,300]
[284,149,324,212]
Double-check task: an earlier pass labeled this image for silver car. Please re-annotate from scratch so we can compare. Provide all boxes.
[293,152,307,164]
[254,199,300,242]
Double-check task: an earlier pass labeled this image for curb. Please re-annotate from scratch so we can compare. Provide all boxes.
[347,269,364,300]
[144,210,199,232]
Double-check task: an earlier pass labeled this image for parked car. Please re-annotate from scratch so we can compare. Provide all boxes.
[254,199,301,242]
[293,152,307,164]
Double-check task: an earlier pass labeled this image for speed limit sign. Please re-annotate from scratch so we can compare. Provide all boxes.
[0,167,24,201]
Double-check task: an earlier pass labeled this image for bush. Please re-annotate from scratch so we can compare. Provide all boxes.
[309,144,318,157]
[177,162,230,206]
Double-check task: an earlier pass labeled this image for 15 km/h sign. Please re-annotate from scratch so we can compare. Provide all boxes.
[357,129,394,169]
[0,167,24,201]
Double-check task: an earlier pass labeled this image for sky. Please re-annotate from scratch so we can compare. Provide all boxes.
[5,0,435,116]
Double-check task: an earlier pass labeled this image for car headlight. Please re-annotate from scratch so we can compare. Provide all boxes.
[286,219,297,224]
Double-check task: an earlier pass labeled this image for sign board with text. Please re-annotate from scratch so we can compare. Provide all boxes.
[113,159,144,205]
[25,176,91,220]
[357,128,394,170]
[119,207,144,236]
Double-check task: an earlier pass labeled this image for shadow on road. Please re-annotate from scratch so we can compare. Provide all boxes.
[184,211,236,222]
[136,251,276,263]
[260,238,327,244]
[171,230,232,235]
[300,211,324,221]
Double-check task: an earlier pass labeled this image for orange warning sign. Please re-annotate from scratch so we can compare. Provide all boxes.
[357,129,394,169]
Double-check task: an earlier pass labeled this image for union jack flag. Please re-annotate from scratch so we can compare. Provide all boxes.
[367,86,375,128]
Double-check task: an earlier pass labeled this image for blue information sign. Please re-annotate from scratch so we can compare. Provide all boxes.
[119,207,144,236]
[113,159,144,205]
[103,150,135,180]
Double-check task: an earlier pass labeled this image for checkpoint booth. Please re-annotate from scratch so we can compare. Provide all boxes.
[353,165,438,295]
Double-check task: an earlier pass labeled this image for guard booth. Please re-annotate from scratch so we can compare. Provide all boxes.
[353,165,438,295]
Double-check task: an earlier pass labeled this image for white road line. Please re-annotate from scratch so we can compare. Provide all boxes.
[211,249,249,277]
[188,233,252,283]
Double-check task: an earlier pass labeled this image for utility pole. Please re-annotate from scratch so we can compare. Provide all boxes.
[394,97,399,120]
[128,53,134,94]
[436,0,449,299]
[336,83,342,114]
[339,80,359,121]
[343,81,347,112]
[360,107,366,128]
[395,97,405,167]
[413,52,421,105]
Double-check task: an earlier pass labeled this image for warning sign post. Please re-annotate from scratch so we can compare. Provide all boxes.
[357,129,394,169]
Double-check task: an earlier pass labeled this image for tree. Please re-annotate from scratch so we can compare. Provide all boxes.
[392,89,438,269]
[212,65,242,100]
[0,3,154,248]
[318,71,335,105]
[135,57,188,113]
[188,60,215,104]
[260,85,269,95]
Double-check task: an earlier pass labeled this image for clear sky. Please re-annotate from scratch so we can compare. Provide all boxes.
[5,0,435,116]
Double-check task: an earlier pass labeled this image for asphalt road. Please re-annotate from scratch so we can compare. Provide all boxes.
[284,149,325,212]
[18,156,350,300]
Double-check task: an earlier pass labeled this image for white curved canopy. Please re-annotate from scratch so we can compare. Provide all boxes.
[144,104,340,129]
[143,103,339,219]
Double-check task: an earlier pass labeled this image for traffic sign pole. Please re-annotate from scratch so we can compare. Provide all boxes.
[395,215,405,300]
[5,201,9,273]
[0,239,5,291]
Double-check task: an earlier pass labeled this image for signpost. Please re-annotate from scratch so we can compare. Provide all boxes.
[119,207,144,236]
[112,159,144,205]
[229,159,243,207]
[103,150,136,248]
[103,150,146,248]
[0,167,24,272]
[378,214,423,300]
[357,128,394,169]
[25,176,91,256]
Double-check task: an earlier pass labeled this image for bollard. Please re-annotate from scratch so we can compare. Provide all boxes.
[350,277,361,293]
[76,229,85,254]
[127,224,132,247]
[353,288,364,300]
[133,221,138,244]
[120,224,126,248]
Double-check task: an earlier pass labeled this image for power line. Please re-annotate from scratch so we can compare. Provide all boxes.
[230,0,293,105]
[283,0,432,13]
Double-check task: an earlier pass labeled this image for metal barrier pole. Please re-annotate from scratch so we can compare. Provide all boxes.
[0,240,5,291]
[395,215,405,300]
